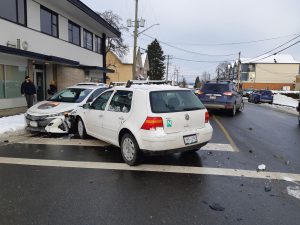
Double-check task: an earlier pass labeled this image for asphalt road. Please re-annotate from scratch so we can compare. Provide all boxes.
[0,102,299,225]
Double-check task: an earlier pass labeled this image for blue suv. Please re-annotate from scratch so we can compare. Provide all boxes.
[196,81,244,116]
[248,90,273,104]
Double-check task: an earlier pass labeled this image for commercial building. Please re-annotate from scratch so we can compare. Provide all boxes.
[0,0,120,109]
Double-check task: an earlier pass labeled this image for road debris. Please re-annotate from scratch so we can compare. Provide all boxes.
[264,185,272,192]
[209,203,225,211]
[249,150,253,153]
[257,164,266,171]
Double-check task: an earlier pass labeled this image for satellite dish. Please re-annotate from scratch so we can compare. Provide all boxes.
[22,41,28,50]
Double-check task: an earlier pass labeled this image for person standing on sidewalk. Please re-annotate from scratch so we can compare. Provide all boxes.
[21,75,36,108]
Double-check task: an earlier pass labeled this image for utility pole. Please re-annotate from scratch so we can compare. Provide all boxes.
[132,0,139,80]
[237,51,241,90]
[166,55,170,81]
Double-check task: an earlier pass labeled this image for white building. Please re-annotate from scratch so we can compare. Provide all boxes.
[0,0,120,109]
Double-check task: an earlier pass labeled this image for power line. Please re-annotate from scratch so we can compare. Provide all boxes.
[250,40,300,63]
[154,32,300,47]
[243,34,300,63]
[142,33,238,57]
[172,57,234,63]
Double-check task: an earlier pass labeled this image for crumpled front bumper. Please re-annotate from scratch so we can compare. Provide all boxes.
[26,115,69,134]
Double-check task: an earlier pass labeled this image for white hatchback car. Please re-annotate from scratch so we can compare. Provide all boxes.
[25,83,107,133]
[72,82,213,165]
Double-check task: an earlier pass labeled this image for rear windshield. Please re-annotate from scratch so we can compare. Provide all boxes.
[150,90,205,113]
[49,88,92,103]
[202,83,230,92]
[260,90,272,95]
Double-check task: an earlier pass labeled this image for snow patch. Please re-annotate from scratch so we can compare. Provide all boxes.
[287,186,300,200]
[273,94,298,108]
[0,114,27,138]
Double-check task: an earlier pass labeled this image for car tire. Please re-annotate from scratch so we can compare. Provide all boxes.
[254,99,259,104]
[230,103,236,116]
[298,115,300,126]
[77,118,87,139]
[269,101,273,105]
[121,133,142,166]
[237,101,244,112]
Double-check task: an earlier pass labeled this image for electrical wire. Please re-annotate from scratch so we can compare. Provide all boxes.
[243,34,300,62]
[142,33,238,57]
[155,32,300,47]
[172,57,234,63]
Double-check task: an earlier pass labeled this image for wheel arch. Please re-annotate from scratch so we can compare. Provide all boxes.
[118,128,135,146]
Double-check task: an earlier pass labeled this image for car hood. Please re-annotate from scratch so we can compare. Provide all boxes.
[27,101,81,116]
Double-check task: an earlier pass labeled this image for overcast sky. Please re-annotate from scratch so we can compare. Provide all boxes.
[82,0,300,82]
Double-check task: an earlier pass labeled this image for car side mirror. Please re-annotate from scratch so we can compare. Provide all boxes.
[82,103,91,109]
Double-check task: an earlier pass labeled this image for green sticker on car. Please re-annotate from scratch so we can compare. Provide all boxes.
[167,119,172,127]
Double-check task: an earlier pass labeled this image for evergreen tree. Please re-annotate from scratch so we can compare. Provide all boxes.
[147,39,166,80]
[194,76,201,88]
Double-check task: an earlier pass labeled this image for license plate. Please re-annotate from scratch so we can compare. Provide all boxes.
[29,121,38,127]
[183,134,198,145]
[209,95,216,100]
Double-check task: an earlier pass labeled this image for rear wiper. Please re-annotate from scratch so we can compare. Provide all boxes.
[183,107,201,111]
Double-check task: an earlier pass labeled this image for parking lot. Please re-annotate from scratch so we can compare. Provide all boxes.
[0,102,300,225]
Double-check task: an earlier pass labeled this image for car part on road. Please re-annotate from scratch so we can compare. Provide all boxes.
[257,164,266,171]
[121,133,141,166]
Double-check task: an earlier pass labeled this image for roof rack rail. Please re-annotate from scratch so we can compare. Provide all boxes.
[126,80,172,88]
[110,80,172,88]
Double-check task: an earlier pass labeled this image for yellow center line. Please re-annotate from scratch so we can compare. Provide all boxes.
[211,115,239,152]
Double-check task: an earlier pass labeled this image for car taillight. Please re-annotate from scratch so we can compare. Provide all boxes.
[196,90,204,95]
[223,92,233,96]
[141,117,164,130]
[205,112,209,123]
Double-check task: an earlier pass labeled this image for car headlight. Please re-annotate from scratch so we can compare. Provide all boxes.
[48,110,73,118]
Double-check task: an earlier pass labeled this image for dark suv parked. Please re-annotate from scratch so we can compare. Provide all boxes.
[196,80,244,116]
[248,90,273,104]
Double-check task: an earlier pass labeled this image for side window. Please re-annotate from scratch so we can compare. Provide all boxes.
[108,91,133,113]
[87,88,106,103]
[91,91,113,110]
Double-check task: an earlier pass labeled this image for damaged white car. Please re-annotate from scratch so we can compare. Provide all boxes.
[25,83,107,133]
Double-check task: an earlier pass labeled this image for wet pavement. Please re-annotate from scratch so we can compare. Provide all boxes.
[0,102,300,225]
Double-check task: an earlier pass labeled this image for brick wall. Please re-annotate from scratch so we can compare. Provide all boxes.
[243,83,294,90]
[57,66,85,91]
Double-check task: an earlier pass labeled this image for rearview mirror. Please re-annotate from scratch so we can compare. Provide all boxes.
[82,103,91,109]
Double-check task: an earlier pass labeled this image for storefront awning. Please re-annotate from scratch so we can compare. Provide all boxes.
[0,45,79,66]
[80,65,115,73]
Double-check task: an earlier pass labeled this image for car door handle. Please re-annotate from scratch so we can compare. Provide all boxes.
[119,116,124,120]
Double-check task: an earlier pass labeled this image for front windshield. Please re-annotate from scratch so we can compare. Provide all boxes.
[48,88,92,103]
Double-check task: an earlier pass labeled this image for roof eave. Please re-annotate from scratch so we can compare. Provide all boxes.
[67,0,121,38]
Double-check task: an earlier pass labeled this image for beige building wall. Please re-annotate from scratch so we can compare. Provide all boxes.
[106,52,133,83]
[295,75,300,91]
[255,64,298,83]
[56,66,85,91]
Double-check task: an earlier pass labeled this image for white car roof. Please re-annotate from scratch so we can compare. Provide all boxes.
[67,84,107,90]
[111,85,189,92]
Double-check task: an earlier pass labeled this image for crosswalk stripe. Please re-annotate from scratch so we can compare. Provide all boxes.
[15,138,234,152]
[0,156,299,182]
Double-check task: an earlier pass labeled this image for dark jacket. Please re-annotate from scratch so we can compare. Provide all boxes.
[47,84,57,95]
[21,81,37,95]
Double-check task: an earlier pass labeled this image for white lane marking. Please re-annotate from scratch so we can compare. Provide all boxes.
[17,137,108,147]
[15,138,235,152]
[287,186,300,200]
[202,143,235,152]
[1,157,300,182]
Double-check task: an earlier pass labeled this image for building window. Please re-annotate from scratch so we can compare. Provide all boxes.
[0,65,4,99]
[0,65,26,99]
[83,29,93,50]
[40,6,58,37]
[68,21,80,46]
[0,0,26,25]
[95,36,103,54]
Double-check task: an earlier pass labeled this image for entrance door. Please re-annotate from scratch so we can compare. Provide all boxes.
[34,70,45,101]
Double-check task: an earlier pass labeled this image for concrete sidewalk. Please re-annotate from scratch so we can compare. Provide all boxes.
[0,107,27,118]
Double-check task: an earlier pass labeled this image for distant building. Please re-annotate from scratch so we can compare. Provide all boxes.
[106,47,149,83]
[240,54,300,90]
[0,0,120,109]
